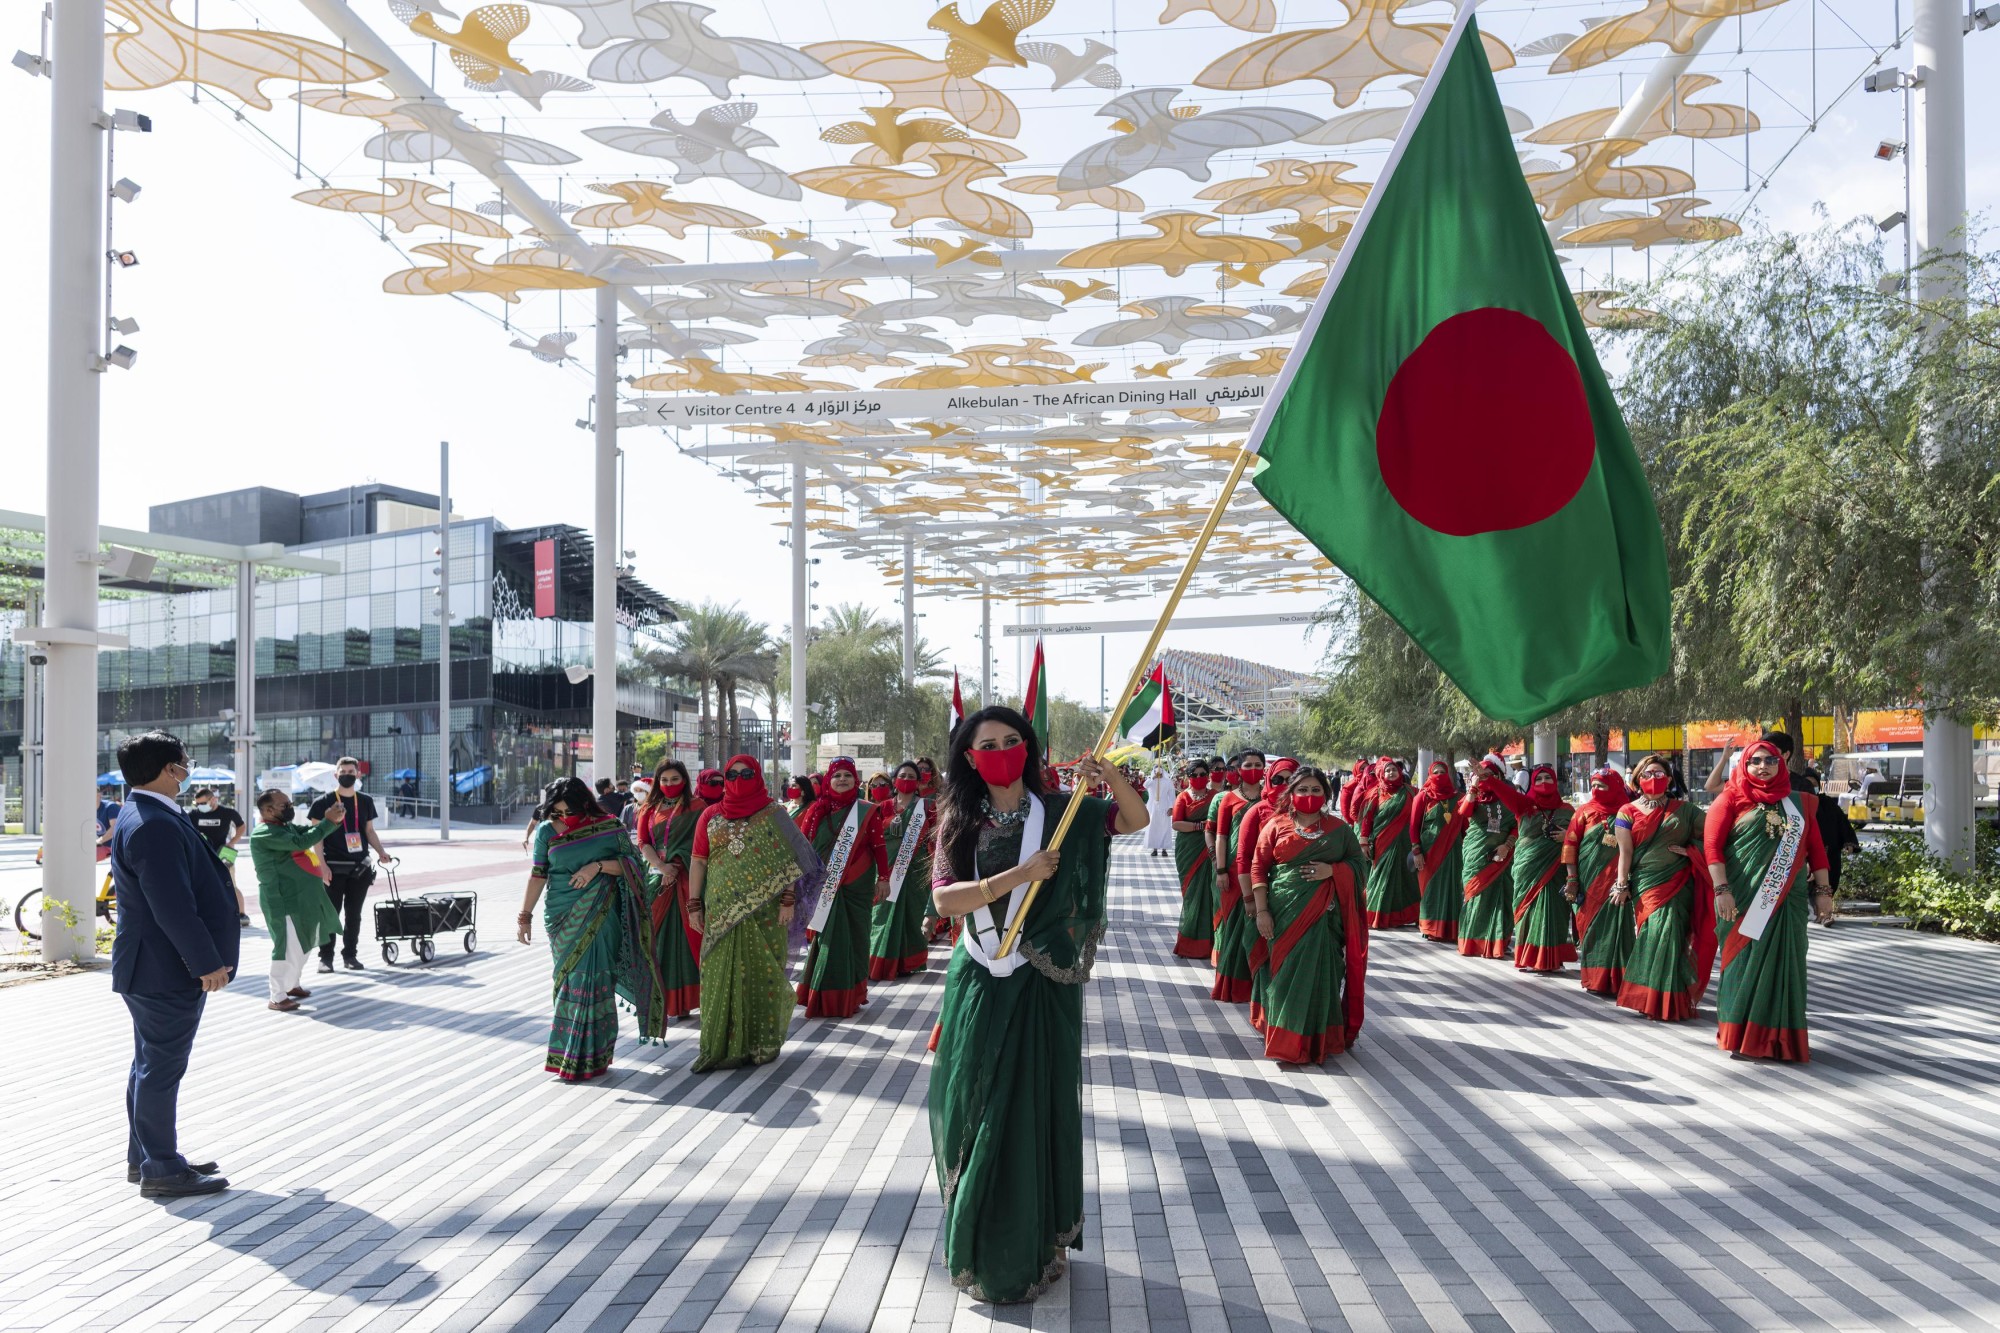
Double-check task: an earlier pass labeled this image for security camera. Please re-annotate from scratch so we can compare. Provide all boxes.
[103,545,158,581]
[1877,211,1907,232]
[107,344,139,370]
[109,108,151,132]
[25,647,48,667]
[1974,4,1999,31]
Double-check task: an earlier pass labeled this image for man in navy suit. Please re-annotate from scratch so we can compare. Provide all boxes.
[109,731,239,1197]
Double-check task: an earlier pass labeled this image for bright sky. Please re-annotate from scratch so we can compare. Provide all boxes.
[3,1,1995,711]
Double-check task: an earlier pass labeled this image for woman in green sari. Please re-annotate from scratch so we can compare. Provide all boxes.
[796,757,889,1016]
[1360,758,1419,928]
[1207,752,1267,1002]
[1562,766,1631,996]
[1511,765,1576,974]
[1246,768,1369,1064]
[517,778,666,1082]
[1170,761,1218,958]
[1705,739,1832,1058]
[868,760,935,980]
[1411,761,1467,944]
[637,760,703,1017]
[686,755,823,1072]
[1612,753,1714,1020]
[929,706,1148,1303]
[1456,755,1519,959]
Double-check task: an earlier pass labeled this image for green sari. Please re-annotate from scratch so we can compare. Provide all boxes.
[869,797,934,981]
[1511,803,1576,973]
[1210,793,1256,1002]
[1172,789,1218,959]
[932,794,1112,1304]
[1361,784,1419,928]
[1566,805,1628,995]
[644,800,703,1017]
[1617,798,1713,1022]
[1247,815,1369,1064]
[797,798,885,1016]
[1457,797,1517,958]
[693,803,822,1073]
[1716,796,1811,1058]
[532,818,665,1082]
[1415,795,1468,943]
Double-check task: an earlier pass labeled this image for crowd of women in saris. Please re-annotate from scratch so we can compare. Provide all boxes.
[1168,735,1839,1066]
[515,753,951,1082]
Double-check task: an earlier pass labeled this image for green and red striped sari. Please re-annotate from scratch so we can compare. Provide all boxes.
[1247,815,1369,1064]
[1172,788,1219,959]
[1456,796,1517,958]
[868,798,933,981]
[1361,782,1419,928]
[1414,784,1468,943]
[796,797,886,1017]
[1511,802,1576,973]
[644,799,704,1017]
[532,817,666,1082]
[1209,792,1256,1002]
[1565,804,1627,996]
[1616,798,1713,1022]
[1714,794,1813,1058]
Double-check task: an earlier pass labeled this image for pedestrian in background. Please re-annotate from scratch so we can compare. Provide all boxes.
[247,790,346,1012]
[108,730,236,1197]
[308,757,396,973]
[189,787,250,927]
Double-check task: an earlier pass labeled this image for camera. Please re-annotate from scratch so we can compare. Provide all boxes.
[26,648,48,667]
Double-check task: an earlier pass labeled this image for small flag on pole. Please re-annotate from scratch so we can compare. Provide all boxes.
[1117,662,1175,750]
[950,668,965,730]
[1022,636,1049,741]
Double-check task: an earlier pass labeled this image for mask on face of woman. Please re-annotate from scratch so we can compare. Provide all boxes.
[894,776,920,794]
[1289,792,1327,815]
[968,743,1029,787]
[1637,772,1671,797]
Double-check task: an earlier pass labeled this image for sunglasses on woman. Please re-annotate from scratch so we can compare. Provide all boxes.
[725,766,756,779]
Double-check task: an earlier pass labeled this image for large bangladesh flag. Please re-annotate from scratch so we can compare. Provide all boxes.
[1248,7,1670,723]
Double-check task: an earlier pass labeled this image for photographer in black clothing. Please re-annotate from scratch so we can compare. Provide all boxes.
[306,757,397,972]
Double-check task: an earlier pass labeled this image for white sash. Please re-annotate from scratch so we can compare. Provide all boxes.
[960,795,1045,978]
[1738,797,1804,941]
[807,801,866,933]
[885,800,929,904]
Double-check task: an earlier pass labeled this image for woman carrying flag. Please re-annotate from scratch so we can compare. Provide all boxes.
[1170,760,1219,959]
[1564,765,1632,996]
[868,760,934,981]
[1708,738,1834,1059]
[928,706,1148,1302]
[1511,764,1577,973]
[1247,767,1369,1064]
[637,759,704,1018]
[1207,752,1268,1002]
[1613,753,1715,1021]
[687,756,822,1072]
[1360,758,1419,928]
[1456,755,1521,959]
[795,757,890,1017]
[1411,760,1469,943]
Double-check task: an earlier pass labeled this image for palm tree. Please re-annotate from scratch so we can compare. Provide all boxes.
[661,602,769,765]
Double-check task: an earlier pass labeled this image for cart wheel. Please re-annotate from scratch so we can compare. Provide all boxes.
[382,941,399,965]
[417,938,436,964]
[463,930,477,953]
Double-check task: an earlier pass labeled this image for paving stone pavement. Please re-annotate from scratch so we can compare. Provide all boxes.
[3,841,1998,1333]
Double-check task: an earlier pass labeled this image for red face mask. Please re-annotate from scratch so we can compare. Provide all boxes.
[968,743,1029,787]
[1189,775,1209,790]
[868,784,892,801]
[698,779,724,799]
[725,775,762,804]
[1238,767,1264,785]
[658,777,684,795]
[1223,769,1240,785]
[784,784,800,798]
[894,777,920,794]
[1289,792,1327,814]
[1532,779,1558,794]
[1638,773,1671,797]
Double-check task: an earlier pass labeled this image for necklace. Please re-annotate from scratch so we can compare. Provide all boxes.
[981,797,1028,829]
[716,814,750,856]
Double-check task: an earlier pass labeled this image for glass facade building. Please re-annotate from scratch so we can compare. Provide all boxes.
[2,487,682,823]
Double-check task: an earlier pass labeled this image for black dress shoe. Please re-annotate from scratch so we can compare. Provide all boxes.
[138,1169,228,1196]
[129,1159,218,1183]
[317,959,335,973]
[342,955,365,970]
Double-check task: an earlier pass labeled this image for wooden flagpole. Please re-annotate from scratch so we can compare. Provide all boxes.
[995,443,1256,958]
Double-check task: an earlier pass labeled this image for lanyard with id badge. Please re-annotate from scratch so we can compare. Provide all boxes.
[337,794,363,854]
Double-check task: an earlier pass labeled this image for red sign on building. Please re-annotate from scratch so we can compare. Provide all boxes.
[533,538,556,618]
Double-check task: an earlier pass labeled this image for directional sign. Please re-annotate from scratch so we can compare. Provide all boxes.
[1000,611,1322,637]
[634,377,1273,428]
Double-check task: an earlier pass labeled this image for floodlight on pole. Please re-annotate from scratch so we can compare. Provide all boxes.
[111,176,139,202]
[109,249,137,267]
[1877,211,1908,231]
[105,344,138,370]
[12,49,48,76]
[109,315,138,335]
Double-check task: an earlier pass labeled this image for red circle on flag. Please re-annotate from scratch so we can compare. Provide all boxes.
[1375,307,1596,537]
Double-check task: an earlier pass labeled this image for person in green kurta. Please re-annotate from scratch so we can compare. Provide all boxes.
[795,757,890,1016]
[1456,755,1520,959]
[516,778,666,1082]
[1360,758,1419,928]
[637,760,703,1018]
[1246,768,1370,1064]
[1562,766,1632,996]
[1411,761,1467,943]
[1707,740,1833,1058]
[868,761,935,981]
[246,790,345,1012]
[1511,764,1577,973]
[687,755,823,1073]
[1207,751,1267,1002]
[1170,761,1218,958]
[1613,753,1715,1021]
[930,707,1148,1304]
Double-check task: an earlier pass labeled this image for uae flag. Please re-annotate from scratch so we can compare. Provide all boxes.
[950,668,965,730]
[1117,662,1175,750]
[1021,636,1049,740]
[1246,4,1670,723]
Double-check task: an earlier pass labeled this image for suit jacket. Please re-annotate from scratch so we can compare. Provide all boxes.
[110,793,242,995]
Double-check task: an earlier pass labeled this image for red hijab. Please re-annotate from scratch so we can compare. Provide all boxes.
[1728,738,1793,806]
[1583,765,1630,817]
[1527,763,1567,812]
[1376,757,1407,792]
[802,757,859,836]
[716,755,772,820]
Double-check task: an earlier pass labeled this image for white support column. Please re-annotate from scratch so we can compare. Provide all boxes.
[901,533,916,761]
[438,442,453,841]
[789,462,809,780]
[980,588,992,708]
[40,0,107,964]
[22,590,42,837]
[1532,724,1557,769]
[1915,0,1973,869]
[1416,747,1435,777]
[234,561,256,805]
[593,285,620,789]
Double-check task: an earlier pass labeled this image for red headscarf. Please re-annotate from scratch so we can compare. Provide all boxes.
[1584,765,1630,817]
[1377,757,1407,792]
[1727,738,1792,805]
[1408,759,1456,829]
[695,767,724,807]
[716,755,771,821]
[1473,754,1508,802]
[801,756,860,837]
[1527,763,1567,812]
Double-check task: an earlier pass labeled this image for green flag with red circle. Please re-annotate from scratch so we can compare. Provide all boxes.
[1247,8,1670,723]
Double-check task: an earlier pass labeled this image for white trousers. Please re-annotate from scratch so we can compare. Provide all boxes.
[269,922,308,1003]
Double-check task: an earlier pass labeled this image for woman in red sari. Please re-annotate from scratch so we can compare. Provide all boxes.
[1456,755,1520,959]
[1235,759,1300,1015]
[1704,740,1831,1057]
[1170,760,1219,959]
[1359,758,1419,928]
[1612,753,1715,1021]
[1247,767,1369,1064]
[1411,761,1468,943]
[1563,765,1630,996]
[1510,764,1576,973]
[1206,752,1267,1002]
[794,756,890,1017]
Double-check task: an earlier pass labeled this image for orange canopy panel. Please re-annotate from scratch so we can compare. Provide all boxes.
[1687,720,1762,750]
[1853,709,1925,747]
[1567,729,1627,752]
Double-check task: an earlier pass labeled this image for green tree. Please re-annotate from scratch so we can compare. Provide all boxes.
[652,601,770,766]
